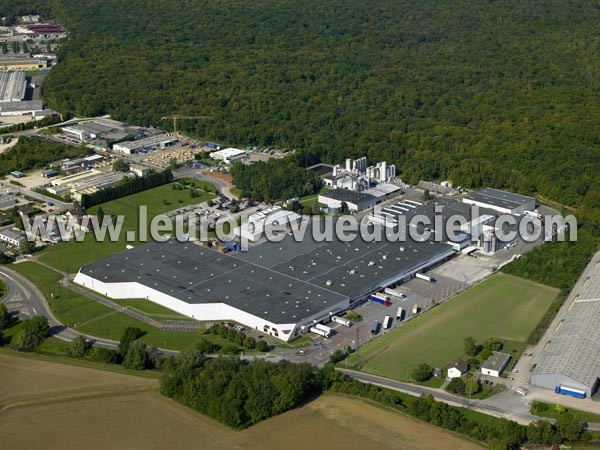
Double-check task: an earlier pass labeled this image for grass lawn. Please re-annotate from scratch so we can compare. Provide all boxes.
[346,274,558,381]
[110,298,189,320]
[38,180,215,272]
[11,262,233,351]
[299,186,329,207]
[0,277,6,298]
[531,401,600,423]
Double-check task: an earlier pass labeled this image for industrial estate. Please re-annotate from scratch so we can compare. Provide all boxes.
[0,5,599,450]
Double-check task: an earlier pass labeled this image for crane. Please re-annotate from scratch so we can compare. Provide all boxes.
[160,115,210,136]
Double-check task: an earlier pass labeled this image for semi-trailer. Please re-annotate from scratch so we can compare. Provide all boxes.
[415,273,435,283]
[384,287,406,299]
[555,386,586,399]
[370,293,392,306]
[383,315,393,329]
[310,326,331,338]
[314,323,335,335]
[371,320,380,334]
[396,307,404,320]
[331,315,352,327]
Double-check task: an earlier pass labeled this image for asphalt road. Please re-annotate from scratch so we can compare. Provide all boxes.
[0,265,120,350]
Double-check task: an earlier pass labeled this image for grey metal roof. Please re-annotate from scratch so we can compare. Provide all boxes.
[320,188,376,204]
[80,239,348,324]
[467,188,534,211]
[531,252,600,388]
[483,352,511,372]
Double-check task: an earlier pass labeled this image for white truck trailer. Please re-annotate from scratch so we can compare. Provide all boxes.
[314,323,335,335]
[396,307,404,320]
[383,315,393,329]
[310,326,330,338]
[384,287,406,299]
[415,273,435,283]
[331,315,353,327]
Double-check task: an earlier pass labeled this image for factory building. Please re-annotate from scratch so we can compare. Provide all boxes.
[112,134,178,154]
[463,188,535,215]
[0,71,27,102]
[318,189,377,214]
[209,148,248,164]
[324,156,397,192]
[236,206,301,242]
[62,118,132,142]
[530,252,600,397]
[0,56,47,71]
[75,210,456,341]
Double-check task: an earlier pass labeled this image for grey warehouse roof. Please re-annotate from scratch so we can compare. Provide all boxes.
[320,188,375,204]
[467,188,534,211]
[80,239,348,324]
[483,352,511,372]
[531,252,600,387]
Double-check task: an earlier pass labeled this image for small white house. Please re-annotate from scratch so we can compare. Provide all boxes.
[447,360,467,379]
[482,351,511,378]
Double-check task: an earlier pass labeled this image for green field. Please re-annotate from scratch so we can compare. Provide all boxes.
[39,180,215,272]
[110,298,188,320]
[12,262,230,351]
[347,274,558,381]
[531,401,600,424]
[0,278,6,299]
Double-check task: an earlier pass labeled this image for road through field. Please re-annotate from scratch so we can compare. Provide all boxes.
[0,354,482,450]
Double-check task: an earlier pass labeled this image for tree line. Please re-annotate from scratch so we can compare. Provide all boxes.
[0,136,88,177]
[80,168,173,208]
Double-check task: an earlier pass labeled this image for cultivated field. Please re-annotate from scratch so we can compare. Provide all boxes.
[39,180,215,272]
[347,274,558,380]
[0,354,482,450]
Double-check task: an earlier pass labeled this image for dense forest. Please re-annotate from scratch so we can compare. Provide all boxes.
[230,158,321,202]
[26,0,599,214]
[0,137,88,176]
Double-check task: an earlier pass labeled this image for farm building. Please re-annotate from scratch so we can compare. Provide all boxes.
[481,352,511,378]
[530,252,600,397]
[448,360,467,379]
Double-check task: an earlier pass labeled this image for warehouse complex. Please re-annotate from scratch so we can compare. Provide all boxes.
[75,218,456,341]
[530,252,600,397]
[74,188,537,341]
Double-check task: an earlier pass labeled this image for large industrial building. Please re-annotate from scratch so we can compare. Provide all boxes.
[463,188,535,215]
[530,252,600,397]
[112,134,178,154]
[0,71,27,102]
[75,213,456,341]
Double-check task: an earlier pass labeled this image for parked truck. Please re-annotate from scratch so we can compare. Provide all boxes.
[555,386,586,399]
[331,315,352,327]
[383,315,393,329]
[371,320,380,334]
[310,326,331,338]
[396,307,404,320]
[314,323,335,335]
[370,292,392,306]
[415,273,435,283]
[412,304,419,314]
[524,210,543,219]
[384,287,406,299]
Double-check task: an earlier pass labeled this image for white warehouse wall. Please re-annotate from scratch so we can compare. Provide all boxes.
[74,271,348,342]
